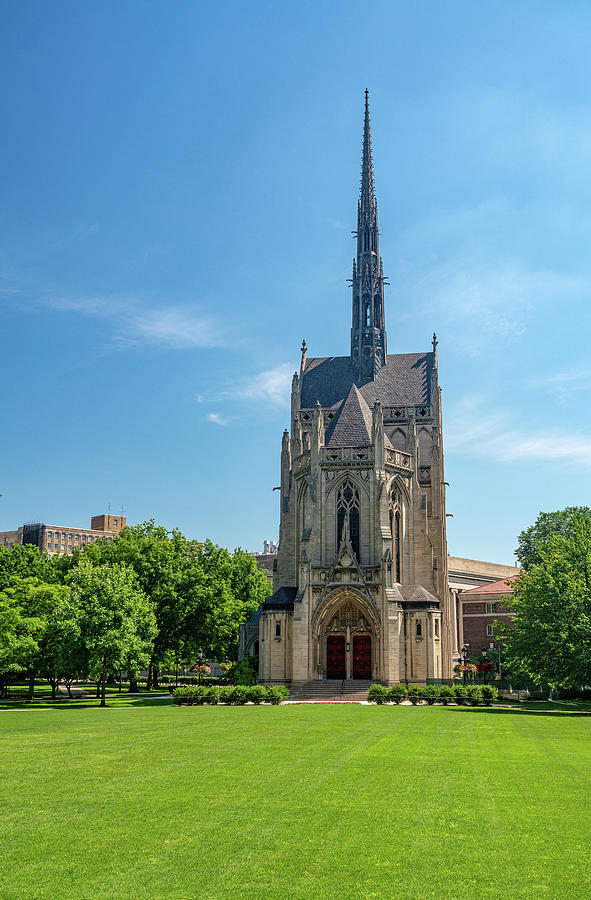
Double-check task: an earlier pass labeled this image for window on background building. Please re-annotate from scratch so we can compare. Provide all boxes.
[61,545,65,550]
[275,622,281,638]
[486,602,497,614]
[75,534,79,540]
[114,518,118,525]
[47,531,52,538]
[416,621,422,638]
[435,619,439,638]
[486,624,495,637]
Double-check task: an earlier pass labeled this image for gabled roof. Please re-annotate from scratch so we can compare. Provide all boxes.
[461,574,520,595]
[325,385,373,447]
[261,586,297,612]
[301,352,433,411]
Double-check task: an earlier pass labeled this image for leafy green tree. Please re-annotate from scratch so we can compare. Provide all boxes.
[67,559,157,706]
[0,578,65,699]
[516,506,591,570]
[0,543,52,591]
[37,591,85,700]
[55,522,270,686]
[500,513,591,689]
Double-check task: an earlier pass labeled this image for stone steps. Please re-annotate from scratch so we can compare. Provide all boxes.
[287,679,375,701]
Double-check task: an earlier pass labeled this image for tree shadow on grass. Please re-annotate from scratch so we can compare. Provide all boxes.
[0,695,174,712]
[447,704,591,719]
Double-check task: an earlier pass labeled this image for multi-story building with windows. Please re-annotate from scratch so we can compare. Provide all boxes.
[0,513,126,557]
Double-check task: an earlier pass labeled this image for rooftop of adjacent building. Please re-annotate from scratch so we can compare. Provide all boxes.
[460,574,520,596]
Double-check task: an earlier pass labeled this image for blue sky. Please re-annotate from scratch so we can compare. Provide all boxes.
[1,1,590,564]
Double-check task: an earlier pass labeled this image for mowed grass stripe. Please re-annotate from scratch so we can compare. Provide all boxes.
[1,704,590,899]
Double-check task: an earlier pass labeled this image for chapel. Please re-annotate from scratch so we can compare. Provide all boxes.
[241,93,454,684]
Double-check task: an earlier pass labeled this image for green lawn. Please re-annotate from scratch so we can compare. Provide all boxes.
[1,704,590,899]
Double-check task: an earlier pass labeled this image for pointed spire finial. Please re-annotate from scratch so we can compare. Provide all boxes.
[300,338,307,370]
[432,332,438,366]
[350,90,387,382]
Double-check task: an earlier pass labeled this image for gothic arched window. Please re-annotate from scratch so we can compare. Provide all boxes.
[390,490,402,583]
[337,480,360,560]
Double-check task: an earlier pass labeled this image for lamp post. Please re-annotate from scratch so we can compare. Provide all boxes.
[461,644,469,684]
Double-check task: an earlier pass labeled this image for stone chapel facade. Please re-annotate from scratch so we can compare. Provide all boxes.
[241,93,453,684]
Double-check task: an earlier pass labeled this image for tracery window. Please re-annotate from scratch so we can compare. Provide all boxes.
[389,489,402,583]
[337,480,360,560]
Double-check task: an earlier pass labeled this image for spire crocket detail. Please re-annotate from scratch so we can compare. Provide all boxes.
[350,89,387,383]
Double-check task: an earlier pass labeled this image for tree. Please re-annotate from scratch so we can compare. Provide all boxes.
[37,591,85,700]
[516,506,591,570]
[67,559,157,706]
[500,513,591,689]
[0,578,65,699]
[55,522,271,686]
[0,543,52,591]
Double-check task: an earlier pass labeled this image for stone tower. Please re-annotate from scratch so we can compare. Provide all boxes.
[240,93,452,685]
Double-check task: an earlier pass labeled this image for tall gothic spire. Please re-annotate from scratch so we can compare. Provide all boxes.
[350,90,387,383]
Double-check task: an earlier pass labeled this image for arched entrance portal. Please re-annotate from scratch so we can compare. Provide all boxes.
[313,589,380,680]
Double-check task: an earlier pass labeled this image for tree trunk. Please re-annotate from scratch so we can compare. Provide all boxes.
[128,678,139,693]
[67,681,73,698]
[153,665,159,690]
[106,673,116,685]
[147,658,155,691]
[51,682,56,701]
[27,672,35,702]
[100,663,107,707]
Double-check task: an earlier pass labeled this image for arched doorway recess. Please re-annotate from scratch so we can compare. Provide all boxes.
[313,588,380,680]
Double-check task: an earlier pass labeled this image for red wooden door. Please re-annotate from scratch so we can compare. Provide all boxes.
[353,635,371,679]
[326,635,346,679]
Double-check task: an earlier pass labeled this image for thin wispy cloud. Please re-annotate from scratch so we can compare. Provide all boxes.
[206,412,227,426]
[397,256,589,355]
[447,395,591,469]
[529,367,591,403]
[29,291,224,350]
[200,362,296,407]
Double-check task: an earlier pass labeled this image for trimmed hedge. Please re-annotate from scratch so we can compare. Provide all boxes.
[366,683,499,706]
[388,684,407,704]
[368,684,389,704]
[172,685,289,706]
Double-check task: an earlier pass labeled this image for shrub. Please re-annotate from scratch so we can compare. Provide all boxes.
[422,685,439,705]
[233,686,249,705]
[368,684,389,704]
[207,686,221,705]
[246,685,268,704]
[439,685,454,705]
[388,684,407,704]
[481,684,497,705]
[226,657,258,685]
[218,686,237,705]
[172,686,205,706]
[267,685,289,705]
[453,684,468,705]
[466,685,483,706]
[407,684,422,705]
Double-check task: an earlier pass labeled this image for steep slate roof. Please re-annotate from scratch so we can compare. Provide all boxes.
[324,384,395,449]
[300,352,433,410]
[261,586,298,612]
[461,574,519,595]
[325,385,373,447]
